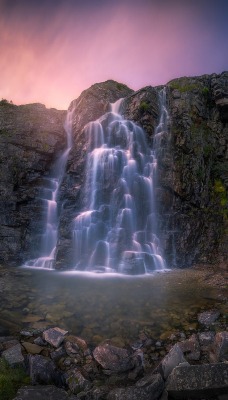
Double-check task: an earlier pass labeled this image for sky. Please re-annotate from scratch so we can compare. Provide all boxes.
[0,0,227,109]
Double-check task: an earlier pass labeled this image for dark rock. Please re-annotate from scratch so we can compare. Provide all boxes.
[198,310,220,326]
[13,385,77,400]
[43,327,68,348]
[93,343,134,373]
[107,373,164,400]
[166,362,228,399]
[0,102,66,265]
[2,343,24,367]
[29,354,62,386]
[50,346,67,362]
[22,341,43,354]
[34,336,47,346]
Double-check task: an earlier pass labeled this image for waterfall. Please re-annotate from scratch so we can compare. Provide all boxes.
[72,88,168,274]
[25,109,73,268]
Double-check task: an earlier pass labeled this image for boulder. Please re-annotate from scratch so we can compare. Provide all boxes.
[2,343,24,367]
[29,354,62,386]
[22,341,43,355]
[198,331,215,346]
[166,362,228,399]
[154,344,187,379]
[107,373,164,400]
[93,343,134,373]
[13,385,77,400]
[43,327,68,348]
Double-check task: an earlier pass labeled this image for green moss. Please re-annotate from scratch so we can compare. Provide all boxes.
[214,179,228,217]
[139,101,150,113]
[169,78,199,93]
[0,358,30,400]
[116,82,129,91]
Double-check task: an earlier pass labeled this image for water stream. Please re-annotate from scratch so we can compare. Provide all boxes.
[72,89,168,273]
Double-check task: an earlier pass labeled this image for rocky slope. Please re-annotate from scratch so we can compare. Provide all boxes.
[0,101,66,265]
[0,73,227,268]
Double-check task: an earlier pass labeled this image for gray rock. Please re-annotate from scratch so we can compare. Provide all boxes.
[198,310,220,326]
[43,327,68,348]
[13,385,77,400]
[34,336,47,346]
[166,362,228,399]
[93,343,134,373]
[2,343,24,367]
[155,344,186,379]
[107,373,164,400]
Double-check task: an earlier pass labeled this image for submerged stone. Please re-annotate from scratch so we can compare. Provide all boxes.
[13,385,77,400]
[197,310,220,326]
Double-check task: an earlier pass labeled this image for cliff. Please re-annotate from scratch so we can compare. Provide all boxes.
[0,101,66,265]
[0,73,227,268]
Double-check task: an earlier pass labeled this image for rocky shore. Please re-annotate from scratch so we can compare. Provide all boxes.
[0,264,228,400]
[0,299,227,399]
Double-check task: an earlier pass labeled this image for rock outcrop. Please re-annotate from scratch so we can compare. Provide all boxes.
[0,73,227,268]
[56,73,227,268]
[0,101,66,265]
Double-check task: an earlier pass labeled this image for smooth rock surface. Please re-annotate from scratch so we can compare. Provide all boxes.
[155,344,186,379]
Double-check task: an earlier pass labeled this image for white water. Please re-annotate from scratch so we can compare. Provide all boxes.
[25,109,73,269]
[72,88,169,274]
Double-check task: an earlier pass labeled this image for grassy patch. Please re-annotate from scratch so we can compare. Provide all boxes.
[0,358,30,400]
[139,101,150,113]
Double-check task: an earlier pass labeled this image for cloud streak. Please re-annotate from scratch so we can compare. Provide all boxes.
[0,0,227,109]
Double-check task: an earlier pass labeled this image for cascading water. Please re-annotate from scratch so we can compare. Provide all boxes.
[25,109,73,268]
[72,88,168,274]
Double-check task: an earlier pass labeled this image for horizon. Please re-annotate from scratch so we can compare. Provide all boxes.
[1,0,228,109]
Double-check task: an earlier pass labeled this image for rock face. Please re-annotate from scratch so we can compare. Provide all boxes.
[0,73,227,268]
[56,73,227,268]
[0,101,66,265]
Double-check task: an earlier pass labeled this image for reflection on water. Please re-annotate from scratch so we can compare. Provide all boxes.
[0,267,225,345]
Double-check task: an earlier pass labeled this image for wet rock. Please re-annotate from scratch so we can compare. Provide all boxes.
[107,373,164,400]
[198,310,220,326]
[50,346,67,362]
[34,336,47,346]
[93,343,134,373]
[2,339,20,350]
[178,334,201,361]
[29,354,62,386]
[22,341,44,354]
[166,362,228,399]
[154,344,187,379]
[65,368,92,394]
[43,327,68,348]
[20,330,33,338]
[209,331,228,362]
[13,385,77,400]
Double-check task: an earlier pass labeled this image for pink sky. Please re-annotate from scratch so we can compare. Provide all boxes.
[0,0,227,109]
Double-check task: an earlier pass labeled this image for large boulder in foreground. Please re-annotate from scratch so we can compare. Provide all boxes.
[166,362,228,399]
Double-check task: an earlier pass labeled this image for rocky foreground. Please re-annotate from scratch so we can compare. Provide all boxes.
[0,307,227,400]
